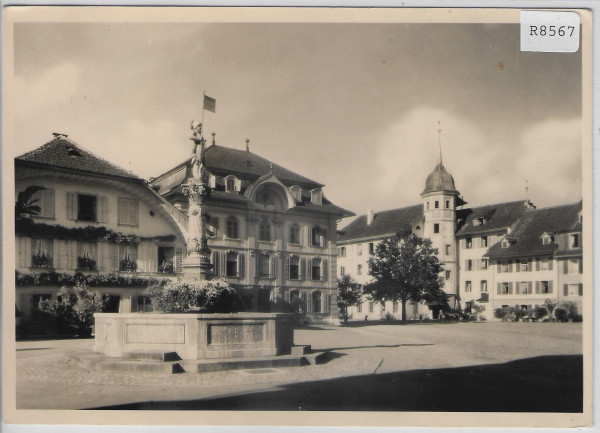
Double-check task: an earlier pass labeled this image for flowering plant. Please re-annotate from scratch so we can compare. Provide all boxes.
[145,279,239,313]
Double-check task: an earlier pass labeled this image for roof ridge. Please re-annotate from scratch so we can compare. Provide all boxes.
[355,203,423,218]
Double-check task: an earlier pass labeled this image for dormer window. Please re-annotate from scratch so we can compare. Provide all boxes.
[501,239,511,248]
[472,219,481,227]
[569,233,579,248]
[224,175,240,193]
[290,185,302,202]
[310,188,323,205]
[541,233,554,245]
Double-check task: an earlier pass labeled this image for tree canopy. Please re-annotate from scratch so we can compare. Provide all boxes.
[337,274,362,323]
[365,226,446,321]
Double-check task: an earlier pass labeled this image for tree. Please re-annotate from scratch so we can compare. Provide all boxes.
[365,226,446,322]
[337,275,362,324]
[544,299,557,320]
[38,284,106,337]
[15,186,46,224]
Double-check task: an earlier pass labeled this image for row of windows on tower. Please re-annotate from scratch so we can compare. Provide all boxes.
[426,199,452,210]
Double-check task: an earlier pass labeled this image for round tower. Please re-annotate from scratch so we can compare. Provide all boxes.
[421,161,461,307]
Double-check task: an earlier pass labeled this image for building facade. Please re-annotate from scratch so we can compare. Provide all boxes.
[338,160,583,321]
[15,135,188,332]
[148,139,352,323]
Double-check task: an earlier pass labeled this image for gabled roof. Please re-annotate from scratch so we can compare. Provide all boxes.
[151,144,323,192]
[15,136,140,180]
[456,200,530,236]
[485,201,582,259]
[338,204,423,242]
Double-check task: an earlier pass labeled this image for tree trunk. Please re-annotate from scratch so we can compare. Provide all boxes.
[401,299,407,322]
[342,306,348,323]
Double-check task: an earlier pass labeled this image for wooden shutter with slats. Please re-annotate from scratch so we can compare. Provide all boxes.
[66,192,76,220]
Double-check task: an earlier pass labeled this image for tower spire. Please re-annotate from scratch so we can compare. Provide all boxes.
[437,121,443,165]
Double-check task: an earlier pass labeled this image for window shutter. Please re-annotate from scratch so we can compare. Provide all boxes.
[41,190,55,218]
[301,258,305,280]
[307,292,312,313]
[235,178,242,192]
[508,261,513,272]
[321,229,327,248]
[516,260,521,272]
[535,281,540,294]
[53,239,65,270]
[508,282,513,295]
[528,281,532,294]
[212,252,219,276]
[563,284,568,296]
[98,196,108,223]
[175,248,183,273]
[270,255,277,278]
[563,260,568,274]
[308,258,313,280]
[96,241,109,271]
[137,242,147,273]
[238,253,244,278]
[131,296,138,313]
[19,236,32,268]
[497,263,502,273]
[66,240,78,270]
[473,237,480,249]
[119,199,127,225]
[285,257,290,279]
[109,244,120,271]
[536,258,540,271]
[527,259,532,272]
[578,259,583,273]
[322,259,328,281]
[66,192,76,220]
[221,252,227,276]
[515,284,520,295]
[548,258,553,270]
[578,283,583,296]
[308,227,313,246]
[549,280,553,294]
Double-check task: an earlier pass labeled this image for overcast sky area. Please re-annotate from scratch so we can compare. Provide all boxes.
[12,21,582,225]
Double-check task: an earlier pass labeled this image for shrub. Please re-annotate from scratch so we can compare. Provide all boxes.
[38,284,105,337]
[554,307,568,322]
[514,309,528,320]
[145,279,239,313]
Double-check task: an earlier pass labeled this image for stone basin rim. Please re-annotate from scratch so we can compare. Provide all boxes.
[95,312,295,319]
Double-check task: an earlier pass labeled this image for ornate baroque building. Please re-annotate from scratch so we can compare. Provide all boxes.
[337,160,583,321]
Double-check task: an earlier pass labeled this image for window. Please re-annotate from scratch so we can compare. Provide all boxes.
[258,221,272,242]
[426,202,430,210]
[481,258,489,270]
[445,199,450,209]
[226,251,239,277]
[501,239,510,248]
[290,185,302,201]
[78,242,97,270]
[520,260,529,272]
[434,224,440,234]
[133,296,152,313]
[434,200,439,209]
[569,233,579,248]
[541,234,554,245]
[77,194,97,221]
[393,302,398,313]
[465,281,472,292]
[467,260,473,271]
[464,301,472,313]
[445,244,451,256]
[381,303,386,312]
[310,226,326,247]
[340,266,345,277]
[339,246,346,257]
[158,246,175,273]
[312,291,322,313]
[445,270,451,280]
[311,257,322,280]
[369,302,374,313]
[357,264,362,275]
[225,216,239,239]
[289,256,300,280]
[118,198,138,226]
[289,224,300,244]
[119,244,137,272]
[226,177,235,192]
[541,281,550,294]
[31,238,53,269]
[501,282,509,295]
[481,280,488,292]
[311,188,323,205]
[357,244,363,256]
[568,259,578,274]
[31,189,55,218]
[481,236,488,247]
[466,237,472,249]
[520,281,529,294]
[501,262,510,273]
[258,253,270,278]
[369,243,374,255]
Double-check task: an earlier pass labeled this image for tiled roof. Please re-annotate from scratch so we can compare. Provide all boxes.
[15,137,141,180]
[456,200,530,236]
[153,144,323,191]
[485,201,582,259]
[338,204,423,242]
[422,162,459,195]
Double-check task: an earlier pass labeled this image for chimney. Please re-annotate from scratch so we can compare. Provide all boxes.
[367,210,374,225]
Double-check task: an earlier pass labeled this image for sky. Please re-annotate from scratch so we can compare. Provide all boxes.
[10,19,583,226]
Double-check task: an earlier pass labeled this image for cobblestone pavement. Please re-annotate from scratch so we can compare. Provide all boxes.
[14,321,583,409]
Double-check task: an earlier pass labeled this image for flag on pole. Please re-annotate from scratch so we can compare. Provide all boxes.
[203,95,216,113]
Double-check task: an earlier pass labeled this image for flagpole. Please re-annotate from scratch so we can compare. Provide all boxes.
[201,90,206,138]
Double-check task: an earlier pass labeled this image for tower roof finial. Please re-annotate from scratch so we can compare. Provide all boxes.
[437,120,443,165]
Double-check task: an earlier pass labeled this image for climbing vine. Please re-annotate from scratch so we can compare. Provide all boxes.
[15,270,172,288]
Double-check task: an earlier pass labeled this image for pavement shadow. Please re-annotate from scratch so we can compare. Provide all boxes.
[341,320,462,328]
[92,354,582,412]
[321,343,434,351]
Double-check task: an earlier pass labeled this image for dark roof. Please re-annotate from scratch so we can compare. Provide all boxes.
[152,144,323,191]
[338,204,423,242]
[485,202,582,259]
[422,162,459,195]
[15,136,141,180]
[456,200,530,236]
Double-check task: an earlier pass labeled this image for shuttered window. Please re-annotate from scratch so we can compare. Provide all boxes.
[31,189,55,219]
[118,198,138,226]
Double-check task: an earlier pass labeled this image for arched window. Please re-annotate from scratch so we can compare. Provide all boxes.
[259,220,272,242]
[311,188,323,205]
[258,253,270,278]
[288,255,300,280]
[312,291,322,313]
[226,251,238,277]
[290,185,302,201]
[310,226,327,247]
[226,216,239,239]
[311,257,322,280]
[225,175,239,193]
[289,223,301,244]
